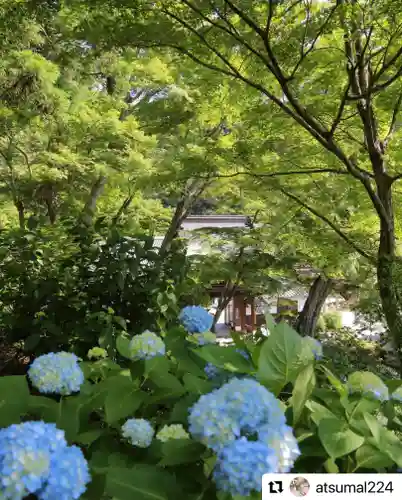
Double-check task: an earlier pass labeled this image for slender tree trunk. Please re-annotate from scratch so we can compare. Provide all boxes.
[16,200,25,229]
[211,283,237,332]
[295,275,333,337]
[81,175,107,226]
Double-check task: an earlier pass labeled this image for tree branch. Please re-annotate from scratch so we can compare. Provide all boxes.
[329,82,351,137]
[180,168,349,182]
[280,188,375,263]
[383,91,402,150]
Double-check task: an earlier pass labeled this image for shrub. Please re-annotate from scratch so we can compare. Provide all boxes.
[315,311,342,332]
[0,223,189,358]
[1,313,402,499]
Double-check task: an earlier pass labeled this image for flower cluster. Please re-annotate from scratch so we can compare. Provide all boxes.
[28,352,84,395]
[204,363,233,386]
[128,331,165,361]
[121,418,154,448]
[87,347,107,359]
[304,336,323,360]
[0,421,90,500]
[189,378,299,496]
[179,305,213,333]
[156,424,189,442]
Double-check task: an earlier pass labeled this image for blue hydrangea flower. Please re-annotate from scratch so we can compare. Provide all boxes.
[189,377,286,451]
[128,331,165,361]
[156,424,190,442]
[204,363,222,379]
[193,331,216,345]
[0,421,90,500]
[258,424,300,472]
[38,445,90,500]
[304,336,323,360]
[179,306,213,333]
[213,437,278,496]
[28,352,84,395]
[204,363,233,387]
[121,418,154,448]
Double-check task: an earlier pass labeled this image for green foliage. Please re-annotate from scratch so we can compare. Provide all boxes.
[0,224,188,357]
[1,318,402,500]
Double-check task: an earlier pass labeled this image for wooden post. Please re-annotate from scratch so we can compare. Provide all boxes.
[240,296,246,332]
[251,297,256,331]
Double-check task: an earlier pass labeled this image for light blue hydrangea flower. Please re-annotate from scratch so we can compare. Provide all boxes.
[156,424,190,442]
[213,437,278,496]
[304,336,323,360]
[179,305,213,333]
[258,424,300,473]
[193,331,216,345]
[189,377,286,451]
[0,421,90,500]
[38,445,90,500]
[128,331,165,361]
[121,418,154,448]
[28,352,84,395]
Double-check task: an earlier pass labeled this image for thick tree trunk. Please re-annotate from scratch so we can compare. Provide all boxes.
[376,176,402,373]
[295,275,333,337]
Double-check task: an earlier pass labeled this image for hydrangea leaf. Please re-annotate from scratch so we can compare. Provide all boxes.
[347,371,389,402]
[318,418,365,459]
[104,375,144,424]
[105,465,178,500]
[291,363,316,425]
[355,444,394,470]
[0,375,30,427]
[192,345,252,374]
[159,439,205,466]
[257,321,304,394]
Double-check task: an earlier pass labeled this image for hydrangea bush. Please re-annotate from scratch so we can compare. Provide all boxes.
[1,310,402,499]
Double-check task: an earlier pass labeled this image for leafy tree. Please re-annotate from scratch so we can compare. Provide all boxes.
[79,0,402,370]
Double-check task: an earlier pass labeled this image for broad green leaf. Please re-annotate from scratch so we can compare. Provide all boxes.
[257,322,303,394]
[0,376,30,427]
[148,370,186,398]
[347,371,389,400]
[23,333,41,352]
[159,439,205,466]
[318,418,365,458]
[144,356,172,377]
[192,345,252,374]
[28,395,58,422]
[323,458,339,473]
[319,366,348,397]
[76,429,105,446]
[364,413,402,467]
[105,466,177,500]
[183,373,213,395]
[291,363,316,425]
[104,375,144,424]
[355,444,394,470]
[305,400,337,425]
[169,394,199,424]
[116,333,132,359]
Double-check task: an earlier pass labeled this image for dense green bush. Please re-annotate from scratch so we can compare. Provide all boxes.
[1,312,402,499]
[0,223,190,358]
